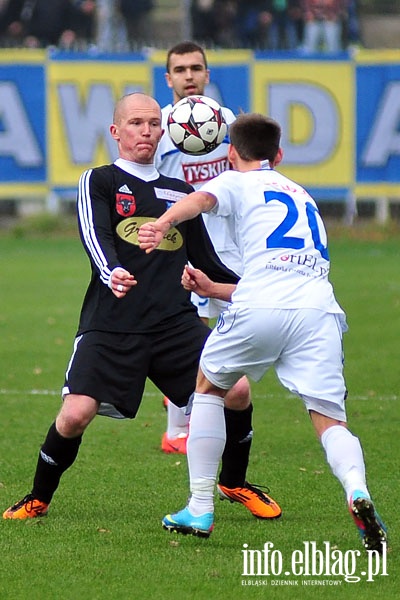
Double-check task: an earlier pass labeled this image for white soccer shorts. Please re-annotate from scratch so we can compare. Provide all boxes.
[199,306,347,421]
[191,291,230,319]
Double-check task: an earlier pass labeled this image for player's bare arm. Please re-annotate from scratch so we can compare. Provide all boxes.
[138,191,217,253]
[182,265,235,302]
[109,267,137,298]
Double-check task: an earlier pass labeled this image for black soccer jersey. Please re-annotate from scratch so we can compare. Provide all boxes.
[76,161,238,334]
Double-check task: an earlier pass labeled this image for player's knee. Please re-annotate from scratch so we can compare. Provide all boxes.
[224,376,251,410]
[57,394,98,436]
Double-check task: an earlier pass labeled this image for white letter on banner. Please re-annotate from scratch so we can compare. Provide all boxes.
[362,82,400,166]
[0,82,42,166]
[59,84,116,163]
[269,83,338,164]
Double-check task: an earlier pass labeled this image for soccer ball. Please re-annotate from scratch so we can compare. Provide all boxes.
[167,95,228,156]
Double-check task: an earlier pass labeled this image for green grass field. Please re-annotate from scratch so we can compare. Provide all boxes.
[0,226,398,599]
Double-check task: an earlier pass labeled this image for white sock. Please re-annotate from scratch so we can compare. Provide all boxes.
[166,400,189,439]
[187,393,226,516]
[320,425,369,503]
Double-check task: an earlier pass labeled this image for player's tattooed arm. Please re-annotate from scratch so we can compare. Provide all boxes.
[138,191,217,253]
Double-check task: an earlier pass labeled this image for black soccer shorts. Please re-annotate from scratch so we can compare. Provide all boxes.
[63,318,210,418]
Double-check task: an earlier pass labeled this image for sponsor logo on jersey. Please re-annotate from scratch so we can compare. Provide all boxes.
[116,216,183,251]
[154,187,187,203]
[182,157,229,185]
[116,193,136,217]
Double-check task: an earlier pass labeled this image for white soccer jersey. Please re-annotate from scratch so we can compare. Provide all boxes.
[156,104,239,260]
[156,103,242,317]
[201,163,344,313]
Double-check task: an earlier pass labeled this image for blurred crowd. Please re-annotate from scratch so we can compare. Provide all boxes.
[0,0,361,52]
[192,0,362,52]
[0,0,97,49]
[0,0,154,50]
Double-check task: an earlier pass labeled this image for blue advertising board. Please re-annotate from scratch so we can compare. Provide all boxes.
[356,63,400,183]
[0,49,399,200]
[0,62,46,184]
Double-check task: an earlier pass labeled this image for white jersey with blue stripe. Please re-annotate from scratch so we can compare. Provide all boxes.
[201,164,344,313]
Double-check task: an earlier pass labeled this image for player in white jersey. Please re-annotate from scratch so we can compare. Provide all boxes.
[139,113,387,553]
[156,45,245,441]
[152,42,281,520]
[155,43,240,302]
[157,102,241,296]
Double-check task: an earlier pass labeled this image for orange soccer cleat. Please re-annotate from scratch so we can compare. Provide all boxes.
[217,481,282,519]
[161,432,188,454]
[3,494,49,520]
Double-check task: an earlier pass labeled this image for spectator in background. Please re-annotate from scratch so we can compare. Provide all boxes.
[268,0,302,50]
[4,0,81,49]
[190,0,240,49]
[96,0,126,51]
[212,0,241,48]
[236,0,272,49]
[342,0,362,49]
[0,0,14,45]
[96,0,152,52]
[72,0,97,47]
[301,0,347,53]
[119,0,155,48]
[190,0,218,46]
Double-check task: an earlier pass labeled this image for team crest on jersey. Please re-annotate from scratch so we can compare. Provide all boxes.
[116,193,136,217]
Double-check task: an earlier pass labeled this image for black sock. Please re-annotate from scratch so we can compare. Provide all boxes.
[218,403,253,488]
[31,422,82,504]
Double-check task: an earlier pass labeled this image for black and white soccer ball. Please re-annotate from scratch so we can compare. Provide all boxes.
[167,95,228,156]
